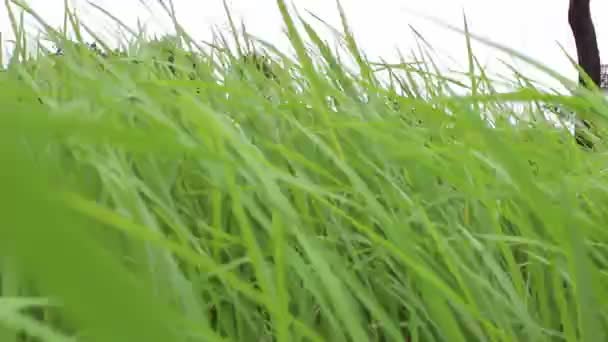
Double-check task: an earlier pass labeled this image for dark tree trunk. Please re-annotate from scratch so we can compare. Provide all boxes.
[569,0,601,87]
[568,0,601,149]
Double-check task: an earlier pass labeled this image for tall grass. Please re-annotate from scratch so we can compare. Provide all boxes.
[1,0,608,341]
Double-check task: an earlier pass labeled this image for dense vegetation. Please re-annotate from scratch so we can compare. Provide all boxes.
[1,1,608,341]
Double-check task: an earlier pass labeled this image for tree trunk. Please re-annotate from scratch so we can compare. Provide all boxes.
[568,0,601,149]
[569,0,601,87]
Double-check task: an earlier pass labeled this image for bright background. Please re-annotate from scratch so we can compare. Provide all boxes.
[1,0,607,89]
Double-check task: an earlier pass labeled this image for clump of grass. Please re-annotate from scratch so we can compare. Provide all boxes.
[1,1,608,341]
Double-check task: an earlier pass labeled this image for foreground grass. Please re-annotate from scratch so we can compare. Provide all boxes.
[1,1,608,341]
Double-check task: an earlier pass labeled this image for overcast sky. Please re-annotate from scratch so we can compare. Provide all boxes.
[1,0,607,90]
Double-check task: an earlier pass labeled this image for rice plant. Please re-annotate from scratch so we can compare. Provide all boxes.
[1,0,608,341]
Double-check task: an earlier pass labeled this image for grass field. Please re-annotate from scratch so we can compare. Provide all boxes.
[2,1,608,341]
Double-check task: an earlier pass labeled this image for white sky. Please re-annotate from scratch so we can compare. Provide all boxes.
[1,0,607,90]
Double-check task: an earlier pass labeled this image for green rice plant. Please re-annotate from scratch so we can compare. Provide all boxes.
[1,0,608,341]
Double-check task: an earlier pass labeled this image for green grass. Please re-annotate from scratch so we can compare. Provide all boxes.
[1,1,608,341]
